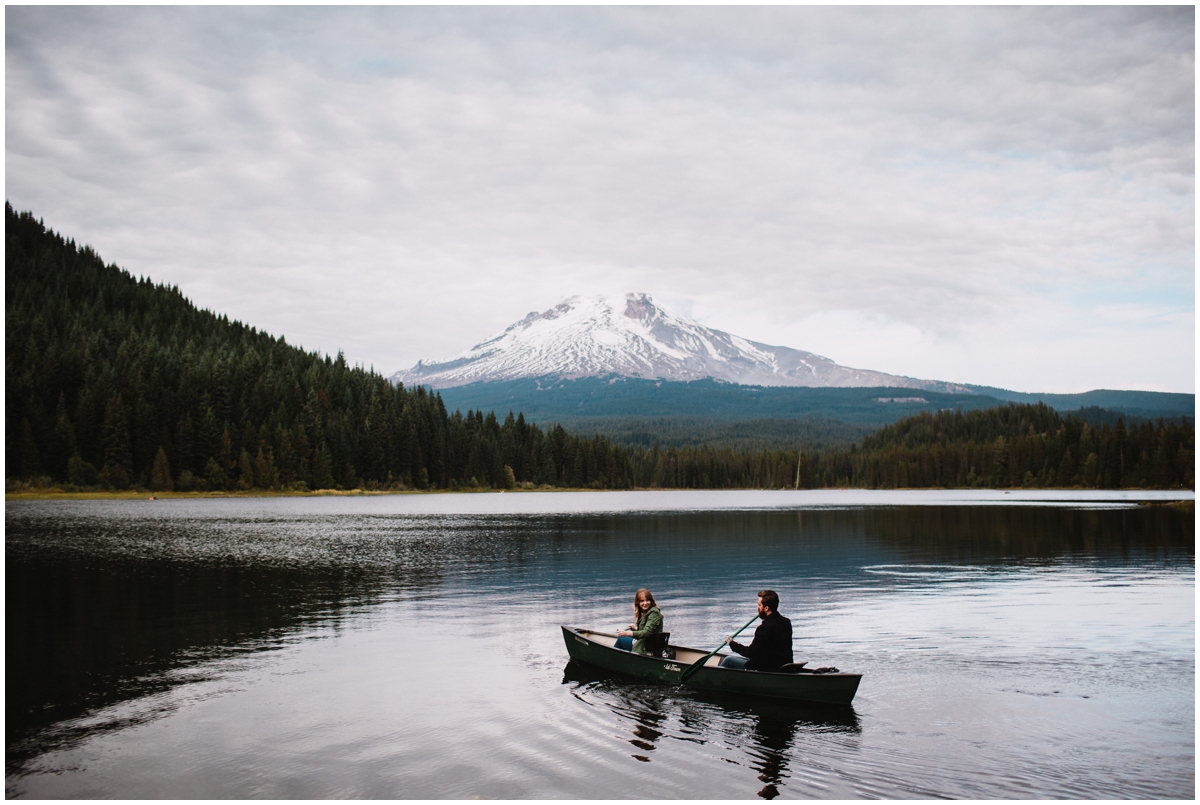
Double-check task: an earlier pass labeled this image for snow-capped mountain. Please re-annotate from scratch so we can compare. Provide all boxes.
[391,293,968,392]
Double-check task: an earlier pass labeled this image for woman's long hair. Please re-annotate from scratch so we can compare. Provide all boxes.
[633,588,657,622]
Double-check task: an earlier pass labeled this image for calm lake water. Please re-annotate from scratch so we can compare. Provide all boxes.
[6,490,1194,798]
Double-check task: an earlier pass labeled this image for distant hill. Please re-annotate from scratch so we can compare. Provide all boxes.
[434,376,991,424]
[965,386,1194,420]
[431,376,1194,451]
[433,376,1193,428]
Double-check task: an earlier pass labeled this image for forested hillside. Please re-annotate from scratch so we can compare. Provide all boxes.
[6,204,1193,492]
[436,376,1195,428]
[542,416,873,452]
[806,404,1193,490]
[437,376,1000,425]
[5,204,631,492]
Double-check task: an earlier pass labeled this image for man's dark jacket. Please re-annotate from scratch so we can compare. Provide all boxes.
[729,611,793,671]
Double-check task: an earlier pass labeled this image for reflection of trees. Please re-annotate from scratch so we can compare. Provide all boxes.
[860,505,1194,563]
[562,661,860,797]
[10,505,625,776]
[5,518,445,778]
[539,506,1194,589]
[7,505,609,778]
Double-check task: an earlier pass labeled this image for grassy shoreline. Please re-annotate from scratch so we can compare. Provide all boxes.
[3,487,573,500]
[6,487,1194,502]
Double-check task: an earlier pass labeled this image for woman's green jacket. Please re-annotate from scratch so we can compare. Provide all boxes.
[630,606,664,655]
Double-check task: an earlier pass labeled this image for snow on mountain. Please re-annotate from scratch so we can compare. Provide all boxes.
[391,293,968,392]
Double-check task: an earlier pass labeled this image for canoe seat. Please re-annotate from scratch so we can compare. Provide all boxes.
[643,631,671,658]
[777,662,809,674]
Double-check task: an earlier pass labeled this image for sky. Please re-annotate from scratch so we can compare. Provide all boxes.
[6,6,1195,394]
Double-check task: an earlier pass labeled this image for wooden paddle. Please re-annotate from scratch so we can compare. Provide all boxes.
[679,614,759,684]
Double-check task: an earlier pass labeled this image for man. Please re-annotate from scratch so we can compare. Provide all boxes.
[720,589,793,672]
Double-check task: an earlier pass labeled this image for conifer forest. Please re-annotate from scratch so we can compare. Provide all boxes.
[6,204,1194,493]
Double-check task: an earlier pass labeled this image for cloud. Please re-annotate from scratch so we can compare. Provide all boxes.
[5,6,1194,391]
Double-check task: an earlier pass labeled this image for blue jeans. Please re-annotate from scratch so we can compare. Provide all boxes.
[615,635,634,651]
[720,655,749,670]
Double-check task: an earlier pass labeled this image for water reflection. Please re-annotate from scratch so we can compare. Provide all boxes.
[858,504,1192,562]
[4,515,451,778]
[749,715,791,799]
[561,660,860,798]
[5,498,1191,799]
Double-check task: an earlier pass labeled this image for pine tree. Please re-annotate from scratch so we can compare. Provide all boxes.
[49,394,77,479]
[99,394,132,488]
[276,425,296,487]
[253,446,278,489]
[294,425,313,487]
[569,445,585,488]
[18,417,42,479]
[537,438,557,485]
[238,450,255,490]
[149,446,173,491]
[1058,448,1076,486]
[203,456,227,490]
[312,443,335,489]
[67,455,98,486]
[1081,452,1100,488]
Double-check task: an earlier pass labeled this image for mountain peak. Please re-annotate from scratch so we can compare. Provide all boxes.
[391,293,966,392]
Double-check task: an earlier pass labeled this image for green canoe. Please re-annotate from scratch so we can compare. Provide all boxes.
[561,625,862,705]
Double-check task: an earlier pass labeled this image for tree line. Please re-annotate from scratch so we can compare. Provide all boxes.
[6,204,1193,493]
[797,404,1193,490]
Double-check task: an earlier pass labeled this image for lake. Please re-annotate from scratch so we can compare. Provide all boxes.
[6,490,1194,798]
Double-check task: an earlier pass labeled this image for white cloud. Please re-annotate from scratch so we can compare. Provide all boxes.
[5,6,1194,392]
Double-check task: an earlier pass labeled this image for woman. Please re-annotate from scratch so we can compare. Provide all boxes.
[614,588,663,655]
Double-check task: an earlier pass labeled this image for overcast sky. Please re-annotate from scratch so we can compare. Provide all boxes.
[6,6,1195,393]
